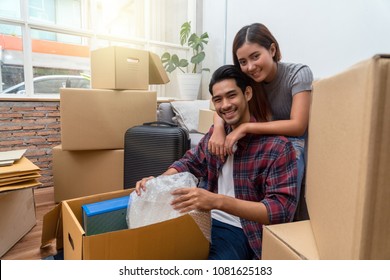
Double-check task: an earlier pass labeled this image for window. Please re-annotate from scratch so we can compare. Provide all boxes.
[0,0,195,98]
[0,24,24,93]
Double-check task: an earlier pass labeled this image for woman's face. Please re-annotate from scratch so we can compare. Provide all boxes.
[236,42,277,83]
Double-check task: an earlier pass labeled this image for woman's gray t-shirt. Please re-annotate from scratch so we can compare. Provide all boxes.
[262,62,313,162]
[263,62,313,122]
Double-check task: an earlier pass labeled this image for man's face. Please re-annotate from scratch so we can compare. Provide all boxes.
[211,78,251,129]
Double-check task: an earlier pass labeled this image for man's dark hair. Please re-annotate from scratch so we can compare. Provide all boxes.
[208,65,251,95]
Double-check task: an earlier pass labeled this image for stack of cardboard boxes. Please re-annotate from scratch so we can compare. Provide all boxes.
[262,55,390,260]
[53,47,169,203]
[43,47,211,260]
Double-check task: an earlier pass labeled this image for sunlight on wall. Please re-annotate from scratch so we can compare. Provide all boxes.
[95,0,145,38]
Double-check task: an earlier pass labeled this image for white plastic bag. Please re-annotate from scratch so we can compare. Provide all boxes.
[126,172,199,229]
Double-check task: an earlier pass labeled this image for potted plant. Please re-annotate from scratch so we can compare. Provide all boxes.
[161,21,209,100]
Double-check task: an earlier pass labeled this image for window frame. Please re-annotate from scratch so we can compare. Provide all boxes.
[0,0,197,100]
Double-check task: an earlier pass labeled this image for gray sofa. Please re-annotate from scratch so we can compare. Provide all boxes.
[157,101,210,148]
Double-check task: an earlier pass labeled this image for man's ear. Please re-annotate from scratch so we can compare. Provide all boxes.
[244,86,253,102]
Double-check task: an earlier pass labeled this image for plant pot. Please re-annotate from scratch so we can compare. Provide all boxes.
[176,73,202,100]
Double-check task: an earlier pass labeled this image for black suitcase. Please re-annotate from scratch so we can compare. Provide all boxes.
[124,121,191,189]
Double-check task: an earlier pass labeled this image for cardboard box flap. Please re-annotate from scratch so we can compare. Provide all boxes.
[266,221,319,260]
[41,203,63,250]
[306,54,390,259]
[62,202,85,259]
[362,54,390,259]
[149,51,170,84]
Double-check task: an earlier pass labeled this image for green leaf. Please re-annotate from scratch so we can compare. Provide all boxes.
[161,53,177,73]
[166,64,176,73]
[178,59,189,68]
[171,54,180,65]
[180,21,191,46]
[161,52,171,63]
[188,32,209,53]
[191,51,205,65]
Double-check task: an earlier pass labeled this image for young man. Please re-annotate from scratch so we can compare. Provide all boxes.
[135,65,298,259]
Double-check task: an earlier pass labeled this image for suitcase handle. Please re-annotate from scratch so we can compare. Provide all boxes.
[143,121,178,127]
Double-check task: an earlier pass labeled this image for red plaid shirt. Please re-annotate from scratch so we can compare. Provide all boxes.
[169,118,298,259]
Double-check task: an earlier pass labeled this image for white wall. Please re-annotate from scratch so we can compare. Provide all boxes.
[202,0,390,87]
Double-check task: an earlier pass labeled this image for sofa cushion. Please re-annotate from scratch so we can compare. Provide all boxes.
[157,102,177,125]
[170,100,210,133]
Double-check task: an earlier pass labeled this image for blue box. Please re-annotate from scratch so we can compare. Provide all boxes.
[82,195,130,236]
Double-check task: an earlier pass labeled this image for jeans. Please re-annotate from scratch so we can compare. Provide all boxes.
[288,136,306,220]
[208,219,255,260]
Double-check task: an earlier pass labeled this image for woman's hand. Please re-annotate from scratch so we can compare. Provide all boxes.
[208,126,227,161]
[135,176,154,196]
[224,124,247,155]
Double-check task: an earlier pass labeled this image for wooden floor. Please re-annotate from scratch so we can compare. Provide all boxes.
[1,187,58,260]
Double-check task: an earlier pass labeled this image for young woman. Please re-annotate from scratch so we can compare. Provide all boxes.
[209,23,313,210]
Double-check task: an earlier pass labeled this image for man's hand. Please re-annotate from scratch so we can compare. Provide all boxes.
[135,176,154,196]
[170,187,220,213]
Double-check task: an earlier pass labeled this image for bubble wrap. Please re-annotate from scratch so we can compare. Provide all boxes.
[127,172,211,241]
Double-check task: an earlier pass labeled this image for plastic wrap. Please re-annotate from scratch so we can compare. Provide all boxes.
[126,172,211,241]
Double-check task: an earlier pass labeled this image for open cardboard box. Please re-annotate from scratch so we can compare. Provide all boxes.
[262,221,319,260]
[41,189,210,260]
[91,47,169,90]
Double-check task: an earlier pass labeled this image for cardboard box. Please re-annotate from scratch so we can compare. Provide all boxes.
[91,47,169,90]
[209,99,215,111]
[197,109,215,134]
[41,189,210,260]
[60,88,157,150]
[305,54,390,259]
[0,187,36,257]
[262,221,319,260]
[52,145,123,203]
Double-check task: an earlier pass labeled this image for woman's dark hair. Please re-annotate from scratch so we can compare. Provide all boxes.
[229,23,277,122]
[209,65,271,122]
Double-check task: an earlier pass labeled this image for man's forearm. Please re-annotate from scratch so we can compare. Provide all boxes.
[219,195,270,224]
[162,168,179,176]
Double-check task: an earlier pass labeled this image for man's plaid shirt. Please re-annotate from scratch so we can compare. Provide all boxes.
[169,119,298,259]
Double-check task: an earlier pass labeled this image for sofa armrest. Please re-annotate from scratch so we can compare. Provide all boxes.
[157,102,176,124]
[157,101,210,148]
